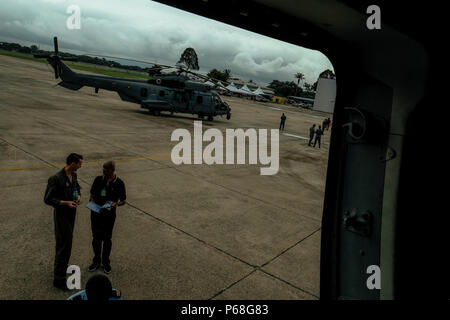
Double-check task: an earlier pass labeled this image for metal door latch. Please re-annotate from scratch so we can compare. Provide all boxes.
[343,209,372,236]
[342,107,388,143]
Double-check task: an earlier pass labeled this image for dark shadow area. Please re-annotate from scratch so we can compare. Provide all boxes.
[395,60,450,299]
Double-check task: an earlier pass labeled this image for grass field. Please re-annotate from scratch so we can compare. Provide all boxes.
[0,49,149,80]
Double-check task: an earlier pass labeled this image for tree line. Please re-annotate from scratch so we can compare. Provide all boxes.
[268,69,335,98]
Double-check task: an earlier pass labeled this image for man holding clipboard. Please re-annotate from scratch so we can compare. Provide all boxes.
[87,161,126,274]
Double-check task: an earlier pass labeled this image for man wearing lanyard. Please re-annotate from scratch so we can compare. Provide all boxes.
[44,153,83,290]
[88,160,126,274]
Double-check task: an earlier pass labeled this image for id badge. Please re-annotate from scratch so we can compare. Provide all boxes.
[101,188,106,197]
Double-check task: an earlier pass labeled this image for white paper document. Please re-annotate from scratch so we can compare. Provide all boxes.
[86,201,112,213]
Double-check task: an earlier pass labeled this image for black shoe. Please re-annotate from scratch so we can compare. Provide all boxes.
[53,279,68,291]
[103,264,112,274]
[88,262,100,272]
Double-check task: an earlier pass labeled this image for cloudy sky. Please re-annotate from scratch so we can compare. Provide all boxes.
[0,0,334,86]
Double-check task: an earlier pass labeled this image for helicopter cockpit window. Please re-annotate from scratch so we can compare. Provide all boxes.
[140,88,148,97]
[197,95,203,104]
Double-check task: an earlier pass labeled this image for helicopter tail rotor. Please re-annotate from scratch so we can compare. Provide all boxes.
[33,36,77,79]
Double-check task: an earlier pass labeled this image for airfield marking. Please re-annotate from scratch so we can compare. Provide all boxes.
[0,164,54,172]
[261,104,326,120]
[0,155,171,172]
[282,132,309,140]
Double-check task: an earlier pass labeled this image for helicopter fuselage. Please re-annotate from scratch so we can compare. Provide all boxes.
[51,58,231,120]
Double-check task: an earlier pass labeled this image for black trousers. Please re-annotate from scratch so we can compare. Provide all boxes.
[313,136,321,148]
[91,210,116,265]
[279,121,285,131]
[54,209,76,281]
[308,135,314,146]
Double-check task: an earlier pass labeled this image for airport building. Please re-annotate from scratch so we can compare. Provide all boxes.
[312,77,336,113]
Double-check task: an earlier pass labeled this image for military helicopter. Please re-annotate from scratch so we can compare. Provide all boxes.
[34,37,231,121]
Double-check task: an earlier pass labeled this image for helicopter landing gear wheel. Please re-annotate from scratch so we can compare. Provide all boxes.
[198,112,204,120]
[207,115,213,121]
[149,110,161,116]
[226,112,231,120]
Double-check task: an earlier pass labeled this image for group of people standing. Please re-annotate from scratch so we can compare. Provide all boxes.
[44,153,127,291]
[308,118,331,148]
[279,113,331,148]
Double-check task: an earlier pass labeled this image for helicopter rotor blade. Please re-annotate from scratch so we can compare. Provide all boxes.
[81,53,172,68]
[53,36,59,56]
[165,65,234,93]
[179,68,232,91]
[170,66,233,93]
[53,37,60,79]
[33,54,51,59]
[53,48,233,92]
[65,52,216,81]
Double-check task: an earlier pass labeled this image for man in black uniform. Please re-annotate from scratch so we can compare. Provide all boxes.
[88,161,126,274]
[279,113,287,131]
[322,118,327,135]
[308,124,316,146]
[313,125,323,148]
[44,153,83,290]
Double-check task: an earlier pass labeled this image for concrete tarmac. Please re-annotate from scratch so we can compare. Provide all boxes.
[0,55,331,299]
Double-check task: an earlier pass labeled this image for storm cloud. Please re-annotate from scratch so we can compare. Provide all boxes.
[0,0,334,86]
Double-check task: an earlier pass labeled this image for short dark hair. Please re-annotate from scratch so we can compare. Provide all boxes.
[66,153,83,165]
[85,274,112,301]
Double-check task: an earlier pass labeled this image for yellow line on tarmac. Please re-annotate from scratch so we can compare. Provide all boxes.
[0,164,55,172]
[0,155,171,172]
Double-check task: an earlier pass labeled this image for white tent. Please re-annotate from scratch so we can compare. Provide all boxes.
[237,87,255,95]
[224,84,240,94]
[253,87,265,95]
[203,80,227,92]
[240,84,252,93]
[213,84,228,92]
[226,83,239,91]
[226,85,245,95]
[225,82,258,96]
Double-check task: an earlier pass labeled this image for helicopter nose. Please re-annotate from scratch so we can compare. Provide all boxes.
[220,102,230,111]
